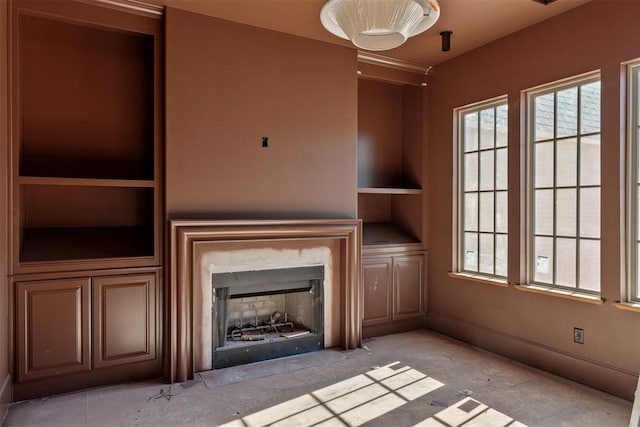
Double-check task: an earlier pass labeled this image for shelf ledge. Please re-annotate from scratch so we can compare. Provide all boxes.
[358,187,422,195]
[613,302,640,313]
[448,272,509,288]
[513,284,604,305]
[17,176,156,188]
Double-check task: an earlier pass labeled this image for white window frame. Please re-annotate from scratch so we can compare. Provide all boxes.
[525,71,601,294]
[455,96,508,280]
[627,60,640,303]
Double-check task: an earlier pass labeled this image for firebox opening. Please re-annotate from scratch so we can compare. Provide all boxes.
[212,266,324,369]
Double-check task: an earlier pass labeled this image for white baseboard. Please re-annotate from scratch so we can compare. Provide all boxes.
[426,312,638,401]
[0,373,10,424]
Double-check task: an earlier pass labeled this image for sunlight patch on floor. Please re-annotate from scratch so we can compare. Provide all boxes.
[415,397,527,427]
[220,362,527,427]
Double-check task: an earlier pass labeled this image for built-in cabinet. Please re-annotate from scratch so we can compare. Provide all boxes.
[357,59,427,336]
[16,272,158,382]
[362,249,426,337]
[9,0,163,399]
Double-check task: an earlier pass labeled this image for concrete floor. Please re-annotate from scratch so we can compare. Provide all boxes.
[4,330,633,426]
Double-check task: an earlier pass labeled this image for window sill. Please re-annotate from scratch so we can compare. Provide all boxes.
[448,272,509,288]
[613,302,640,313]
[514,284,603,305]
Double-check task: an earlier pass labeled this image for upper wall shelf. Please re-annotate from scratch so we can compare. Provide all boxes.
[358,187,422,195]
[17,176,156,188]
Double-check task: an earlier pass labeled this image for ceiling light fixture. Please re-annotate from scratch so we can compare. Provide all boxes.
[320,0,441,51]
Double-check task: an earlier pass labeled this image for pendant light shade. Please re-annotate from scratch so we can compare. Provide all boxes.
[320,0,440,51]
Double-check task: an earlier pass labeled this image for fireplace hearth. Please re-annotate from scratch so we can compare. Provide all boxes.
[212,266,324,368]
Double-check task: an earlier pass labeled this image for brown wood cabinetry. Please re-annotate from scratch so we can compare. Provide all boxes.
[393,255,425,319]
[362,250,426,336]
[357,75,425,247]
[93,274,157,369]
[16,278,91,382]
[10,0,162,274]
[8,0,163,399]
[362,258,393,325]
[357,59,427,337]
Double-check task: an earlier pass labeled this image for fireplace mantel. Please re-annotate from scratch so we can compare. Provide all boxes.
[168,219,362,382]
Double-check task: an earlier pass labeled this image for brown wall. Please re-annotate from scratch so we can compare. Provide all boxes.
[1,0,11,417]
[165,8,357,219]
[427,1,640,399]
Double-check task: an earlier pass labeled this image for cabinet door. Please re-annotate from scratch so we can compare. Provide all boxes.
[16,278,91,382]
[93,273,157,368]
[362,258,393,325]
[393,255,425,320]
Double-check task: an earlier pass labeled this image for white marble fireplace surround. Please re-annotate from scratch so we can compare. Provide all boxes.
[169,219,361,382]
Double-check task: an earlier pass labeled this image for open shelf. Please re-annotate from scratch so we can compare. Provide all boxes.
[19,13,154,181]
[357,76,424,248]
[17,176,155,188]
[362,222,420,247]
[18,184,154,264]
[358,187,422,195]
[12,4,161,272]
[21,226,154,262]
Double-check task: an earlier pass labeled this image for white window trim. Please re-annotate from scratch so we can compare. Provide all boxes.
[525,71,601,294]
[454,95,508,282]
[626,60,640,303]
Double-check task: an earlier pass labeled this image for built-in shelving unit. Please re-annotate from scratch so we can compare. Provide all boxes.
[10,0,163,400]
[357,57,428,338]
[11,4,161,272]
[357,73,425,248]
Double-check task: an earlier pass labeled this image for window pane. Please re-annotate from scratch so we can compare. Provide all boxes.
[464,112,478,152]
[556,189,576,237]
[580,240,600,292]
[464,193,478,231]
[556,138,577,187]
[496,148,508,190]
[458,99,507,279]
[534,189,554,235]
[495,234,507,277]
[580,188,600,238]
[479,151,495,191]
[496,191,508,233]
[464,153,478,191]
[581,81,601,134]
[464,232,478,271]
[580,135,600,186]
[556,87,577,138]
[555,238,576,288]
[479,234,494,274]
[480,108,495,149]
[496,104,508,148]
[534,93,554,141]
[479,192,494,232]
[534,236,553,284]
[535,141,554,188]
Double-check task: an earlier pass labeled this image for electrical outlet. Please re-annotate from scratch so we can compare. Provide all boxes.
[573,327,584,344]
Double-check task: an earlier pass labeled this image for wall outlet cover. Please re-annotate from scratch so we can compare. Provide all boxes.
[573,327,584,344]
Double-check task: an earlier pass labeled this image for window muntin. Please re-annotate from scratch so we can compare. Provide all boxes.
[527,74,601,293]
[457,98,508,279]
[627,62,640,302]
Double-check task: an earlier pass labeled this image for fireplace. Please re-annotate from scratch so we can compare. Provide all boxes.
[169,219,361,382]
[212,266,324,368]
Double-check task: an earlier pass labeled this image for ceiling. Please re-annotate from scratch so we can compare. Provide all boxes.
[147,0,591,67]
